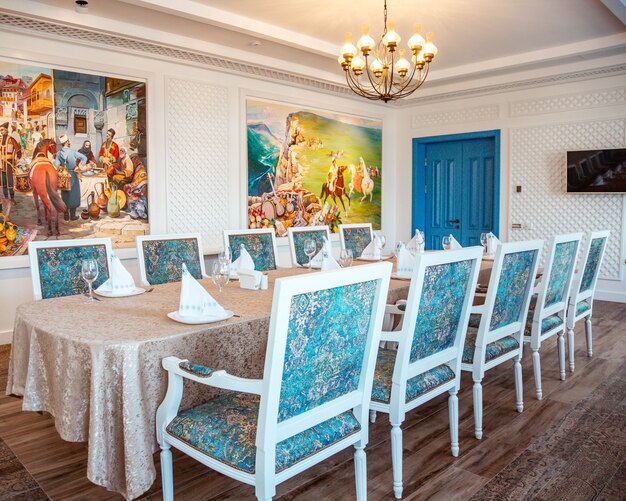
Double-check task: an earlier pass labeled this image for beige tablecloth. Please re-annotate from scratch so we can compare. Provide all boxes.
[6,266,410,500]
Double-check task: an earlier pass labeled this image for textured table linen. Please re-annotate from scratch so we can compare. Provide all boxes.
[6,266,410,500]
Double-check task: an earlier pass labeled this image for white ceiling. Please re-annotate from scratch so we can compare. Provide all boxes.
[3,0,626,102]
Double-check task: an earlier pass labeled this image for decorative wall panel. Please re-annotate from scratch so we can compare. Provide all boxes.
[166,78,229,249]
[510,88,626,117]
[411,105,499,129]
[509,119,624,280]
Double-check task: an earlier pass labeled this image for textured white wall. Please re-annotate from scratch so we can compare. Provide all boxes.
[397,76,626,302]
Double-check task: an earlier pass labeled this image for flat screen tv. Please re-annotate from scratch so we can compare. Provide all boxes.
[567,148,626,193]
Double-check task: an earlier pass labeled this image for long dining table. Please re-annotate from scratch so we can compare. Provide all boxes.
[6,257,494,499]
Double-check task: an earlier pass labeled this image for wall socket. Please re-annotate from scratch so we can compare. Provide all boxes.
[511,223,531,230]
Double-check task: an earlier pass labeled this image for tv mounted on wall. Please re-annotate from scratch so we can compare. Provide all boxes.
[567,148,626,193]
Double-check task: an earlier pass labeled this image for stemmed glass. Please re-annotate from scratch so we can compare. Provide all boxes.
[339,249,353,267]
[81,258,99,303]
[394,241,403,258]
[218,245,232,266]
[416,231,425,253]
[377,234,387,254]
[304,238,316,269]
[211,261,230,293]
[442,235,452,251]
[480,232,488,254]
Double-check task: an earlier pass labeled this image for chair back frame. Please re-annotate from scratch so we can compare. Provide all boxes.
[338,223,373,256]
[465,240,543,380]
[528,233,583,347]
[287,225,331,267]
[256,262,392,481]
[224,228,278,271]
[28,237,113,300]
[388,247,483,421]
[136,233,206,286]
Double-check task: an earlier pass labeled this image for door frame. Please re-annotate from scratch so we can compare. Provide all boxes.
[412,130,501,238]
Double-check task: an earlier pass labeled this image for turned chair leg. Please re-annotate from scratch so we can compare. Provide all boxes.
[369,409,377,423]
[567,327,575,372]
[354,444,367,501]
[472,379,483,439]
[514,356,524,412]
[532,349,543,400]
[585,316,593,357]
[448,388,459,456]
[390,423,403,499]
[160,444,174,501]
[557,331,566,381]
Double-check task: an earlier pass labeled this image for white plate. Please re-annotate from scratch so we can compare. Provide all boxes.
[167,310,234,325]
[357,254,393,262]
[94,287,145,298]
[391,272,412,280]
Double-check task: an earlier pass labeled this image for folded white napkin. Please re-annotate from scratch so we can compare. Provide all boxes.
[361,236,381,260]
[406,232,425,255]
[179,263,226,318]
[238,268,263,290]
[96,254,136,294]
[396,243,414,277]
[309,238,327,269]
[449,235,463,250]
[486,232,500,255]
[321,238,340,271]
[229,244,255,276]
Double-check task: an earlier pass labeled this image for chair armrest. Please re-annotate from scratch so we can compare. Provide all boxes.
[162,356,263,395]
[380,330,402,342]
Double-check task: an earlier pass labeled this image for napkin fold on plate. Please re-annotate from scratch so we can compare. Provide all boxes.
[179,263,226,318]
[486,232,500,255]
[396,243,414,277]
[320,238,341,271]
[96,253,136,294]
[229,244,255,276]
[360,235,381,260]
[406,232,425,255]
[449,235,463,250]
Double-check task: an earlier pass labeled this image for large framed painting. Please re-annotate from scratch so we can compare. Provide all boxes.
[0,61,148,258]
[246,98,382,236]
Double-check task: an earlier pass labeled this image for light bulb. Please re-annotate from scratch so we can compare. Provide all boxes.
[382,21,400,50]
[351,56,365,75]
[395,50,410,77]
[422,32,437,62]
[407,24,425,53]
[357,25,376,56]
[340,32,357,61]
[370,56,384,78]
[412,51,425,69]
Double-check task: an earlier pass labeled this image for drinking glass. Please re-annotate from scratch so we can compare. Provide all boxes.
[393,241,403,258]
[339,249,353,267]
[442,235,451,251]
[304,238,316,269]
[211,261,230,293]
[218,245,232,266]
[81,258,99,303]
[480,232,488,253]
[416,231,425,253]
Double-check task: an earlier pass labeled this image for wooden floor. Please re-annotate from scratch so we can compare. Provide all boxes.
[0,300,624,500]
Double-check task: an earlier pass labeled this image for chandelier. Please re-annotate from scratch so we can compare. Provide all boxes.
[337,0,438,103]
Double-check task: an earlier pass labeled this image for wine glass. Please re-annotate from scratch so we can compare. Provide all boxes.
[393,241,404,258]
[211,261,230,293]
[339,249,353,267]
[480,232,488,254]
[442,235,451,251]
[377,234,387,254]
[218,245,232,266]
[416,231,425,253]
[81,258,99,303]
[304,238,316,269]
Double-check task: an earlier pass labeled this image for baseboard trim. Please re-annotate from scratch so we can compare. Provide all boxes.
[0,330,12,346]
[595,290,626,303]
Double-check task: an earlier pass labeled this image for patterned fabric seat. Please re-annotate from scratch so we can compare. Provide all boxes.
[575,301,591,316]
[371,349,455,404]
[167,393,361,474]
[463,328,520,364]
[525,312,563,336]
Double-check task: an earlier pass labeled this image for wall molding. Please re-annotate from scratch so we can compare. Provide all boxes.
[411,105,500,129]
[510,86,626,117]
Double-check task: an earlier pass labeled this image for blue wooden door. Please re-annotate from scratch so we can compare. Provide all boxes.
[424,137,495,249]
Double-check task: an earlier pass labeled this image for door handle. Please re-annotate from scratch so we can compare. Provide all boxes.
[448,219,460,223]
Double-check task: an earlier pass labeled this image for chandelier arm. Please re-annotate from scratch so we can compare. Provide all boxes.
[345,70,382,100]
[386,49,396,97]
[392,65,430,99]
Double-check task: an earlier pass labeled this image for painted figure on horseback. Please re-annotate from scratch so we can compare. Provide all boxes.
[321,163,351,213]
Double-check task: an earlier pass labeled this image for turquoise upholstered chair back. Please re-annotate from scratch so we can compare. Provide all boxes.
[141,238,203,285]
[409,260,474,363]
[544,240,578,308]
[35,244,110,299]
[489,249,539,330]
[228,232,277,271]
[579,236,607,293]
[277,279,378,422]
[291,229,327,266]
[341,227,372,257]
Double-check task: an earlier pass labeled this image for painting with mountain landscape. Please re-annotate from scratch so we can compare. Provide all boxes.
[246,98,382,236]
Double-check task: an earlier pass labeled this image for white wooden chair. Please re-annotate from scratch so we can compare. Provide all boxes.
[156,262,392,501]
[136,233,207,286]
[463,240,543,439]
[28,238,113,300]
[287,225,331,267]
[370,247,483,499]
[524,233,582,399]
[338,223,373,258]
[566,230,610,372]
[224,228,278,271]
